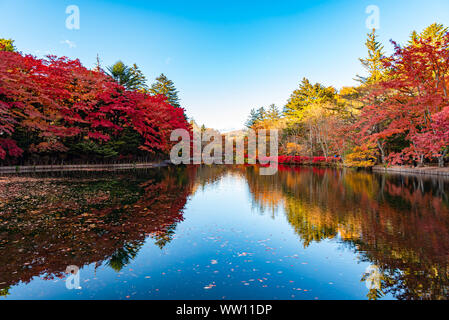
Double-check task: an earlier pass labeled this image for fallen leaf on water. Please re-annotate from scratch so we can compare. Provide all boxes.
[204,284,216,290]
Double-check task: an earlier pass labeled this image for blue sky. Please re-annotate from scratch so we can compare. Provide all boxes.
[1,0,449,131]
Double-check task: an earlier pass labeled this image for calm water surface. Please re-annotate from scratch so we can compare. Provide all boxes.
[1,165,448,300]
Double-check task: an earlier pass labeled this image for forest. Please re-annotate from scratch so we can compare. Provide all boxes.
[2,23,449,169]
[245,24,449,168]
[0,39,190,165]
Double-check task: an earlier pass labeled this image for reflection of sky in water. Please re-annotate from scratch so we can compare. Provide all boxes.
[4,171,394,300]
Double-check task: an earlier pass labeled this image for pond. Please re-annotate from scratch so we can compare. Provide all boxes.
[0,165,448,300]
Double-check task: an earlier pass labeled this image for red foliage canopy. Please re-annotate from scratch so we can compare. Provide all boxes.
[0,51,191,159]
[355,33,449,164]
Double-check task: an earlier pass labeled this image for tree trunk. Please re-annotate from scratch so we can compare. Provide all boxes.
[377,140,385,164]
[418,154,424,167]
[438,150,447,168]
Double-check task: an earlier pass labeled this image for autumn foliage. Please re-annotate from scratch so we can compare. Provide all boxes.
[245,24,449,168]
[0,50,190,163]
[258,155,341,165]
[356,33,449,166]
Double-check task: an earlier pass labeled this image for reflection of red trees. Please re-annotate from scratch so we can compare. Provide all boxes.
[0,167,196,290]
[261,156,341,165]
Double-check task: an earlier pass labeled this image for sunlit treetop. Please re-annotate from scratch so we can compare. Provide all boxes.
[356,29,386,85]
[0,38,15,52]
[410,22,449,46]
[106,61,148,91]
[149,73,181,109]
[284,78,336,122]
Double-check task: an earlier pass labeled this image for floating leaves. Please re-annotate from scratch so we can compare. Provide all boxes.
[204,283,216,290]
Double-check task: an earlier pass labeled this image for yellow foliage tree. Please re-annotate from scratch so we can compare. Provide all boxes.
[345,146,377,168]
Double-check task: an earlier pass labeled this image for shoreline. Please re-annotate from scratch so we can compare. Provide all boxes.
[2,162,449,177]
[0,161,171,174]
[373,165,449,177]
[277,163,449,178]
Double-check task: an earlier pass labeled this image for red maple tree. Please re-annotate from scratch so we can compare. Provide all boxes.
[0,50,191,161]
[355,33,449,166]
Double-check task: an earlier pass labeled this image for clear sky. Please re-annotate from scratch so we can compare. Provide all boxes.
[1,0,449,131]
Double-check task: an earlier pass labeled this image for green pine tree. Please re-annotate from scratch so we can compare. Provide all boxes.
[128,64,148,91]
[149,73,181,108]
[356,29,385,85]
[256,107,266,121]
[245,108,259,128]
[106,61,148,91]
[266,104,281,121]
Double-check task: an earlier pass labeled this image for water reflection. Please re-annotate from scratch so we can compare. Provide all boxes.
[0,167,196,297]
[1,165,449,300]
[242,165,449,300]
